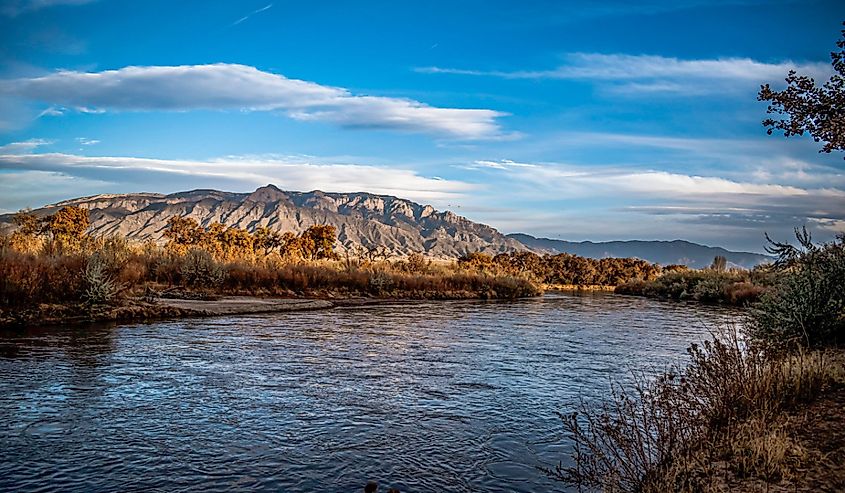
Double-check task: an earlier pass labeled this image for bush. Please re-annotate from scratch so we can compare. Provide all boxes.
[83,253,119,305]
[750,231,845,347]
[180,248,226,290]
[616,269,767,306]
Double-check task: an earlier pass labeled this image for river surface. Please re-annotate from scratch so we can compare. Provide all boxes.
[0,293,739,492]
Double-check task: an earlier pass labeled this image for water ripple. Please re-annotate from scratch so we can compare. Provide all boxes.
[0,292,739,492]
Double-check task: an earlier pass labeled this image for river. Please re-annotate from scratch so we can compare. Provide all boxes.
[0,293,739,492]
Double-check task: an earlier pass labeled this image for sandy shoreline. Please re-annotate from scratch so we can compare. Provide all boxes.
[1,293,530,328]
[157,296,334,315]
[0,296,339,328]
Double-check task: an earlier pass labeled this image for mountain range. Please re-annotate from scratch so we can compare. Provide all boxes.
[0,185,771,267]
[508,234,771,268]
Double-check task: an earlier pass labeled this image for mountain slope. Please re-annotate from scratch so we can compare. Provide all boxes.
[1,185,526,258]
[508,233,771,268]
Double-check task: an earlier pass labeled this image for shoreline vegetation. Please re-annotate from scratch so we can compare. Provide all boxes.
[2,205,725,328]
[0,204,783,328]
[0,207,542,327]
[2,204,775,328]
[547,229,845,492]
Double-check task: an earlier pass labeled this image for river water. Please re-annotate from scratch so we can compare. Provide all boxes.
[0,293,739,492]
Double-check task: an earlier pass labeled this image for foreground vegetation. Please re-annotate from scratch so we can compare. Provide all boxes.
[548,231,845,491]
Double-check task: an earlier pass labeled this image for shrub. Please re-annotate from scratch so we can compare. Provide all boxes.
[180,248,226,290]
[547,330,841,492]
[750,230,845,347]
[83,253,119,305]
[616,269,766,306]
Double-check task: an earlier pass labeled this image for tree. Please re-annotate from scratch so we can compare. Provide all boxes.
[219,227,254,259]
[12,210,39,236]
[710,255,727,272]
[758,22,845,156]
[163,216,203,253]
[8,209,41,252]
[253,226,282,255]
[300,224,338,260]
[44,205,90,251]
[458,252,494,271]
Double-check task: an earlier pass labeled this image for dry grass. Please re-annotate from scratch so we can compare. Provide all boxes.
[0,235,541,325]
[546,330,844,492]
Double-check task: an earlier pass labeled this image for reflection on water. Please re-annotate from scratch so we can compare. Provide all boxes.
[0,293,738,492]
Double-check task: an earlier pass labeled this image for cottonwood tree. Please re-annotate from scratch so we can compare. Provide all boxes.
[44,205,90,251]
[300,224,338,260]
[758,22,845,156]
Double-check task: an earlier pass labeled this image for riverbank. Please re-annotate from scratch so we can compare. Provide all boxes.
[0,235,543,328]
[552,233,845,492]
[0,296,337,328]
[0,287,538,328]
[545,284,616,292]
[710,350,845,492]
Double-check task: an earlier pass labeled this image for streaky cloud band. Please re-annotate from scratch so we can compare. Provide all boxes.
[0,63,510,140]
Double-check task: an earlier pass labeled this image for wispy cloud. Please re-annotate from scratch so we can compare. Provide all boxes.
[75,137,99,145]
[231,3,273,26]
[417,53,830,94]
[0,151,478,210]
[543,131,845,188]
[0,63,509,139]
[0,138,52,153]
[461,159,538,170]
[462,158,845,243]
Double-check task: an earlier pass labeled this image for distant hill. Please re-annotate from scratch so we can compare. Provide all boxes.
[0,185,526,258]
[0,185,773,266]
[508,233,771,268]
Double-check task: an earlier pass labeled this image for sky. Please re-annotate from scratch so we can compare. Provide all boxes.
[0,0,843,252]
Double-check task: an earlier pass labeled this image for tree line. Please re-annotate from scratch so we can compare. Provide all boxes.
[163,216,338,261]
[458,251,662,286]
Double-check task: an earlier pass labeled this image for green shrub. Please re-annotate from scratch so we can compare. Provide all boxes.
[750,230,845,347]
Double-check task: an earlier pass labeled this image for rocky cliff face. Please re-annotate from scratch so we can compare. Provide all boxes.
[6,185,526,258]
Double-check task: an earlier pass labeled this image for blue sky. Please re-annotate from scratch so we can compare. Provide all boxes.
[0,0,843,252]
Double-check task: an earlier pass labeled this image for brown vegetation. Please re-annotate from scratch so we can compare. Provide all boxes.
[0,208,540,326]
[615,266,772,306]
[551,231,845,492]
[547,329,845,492]
[458,251,662,287]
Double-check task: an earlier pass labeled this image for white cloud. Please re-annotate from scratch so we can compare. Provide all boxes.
[0,151,478,210]
[0,138,53,153]
[463,159,538,170]
[503,161,843,199]
[0,63,509,139]
[417,53,831,94]
[75,137,99,145]
[462,158,845,242]
[808,218,845,234]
